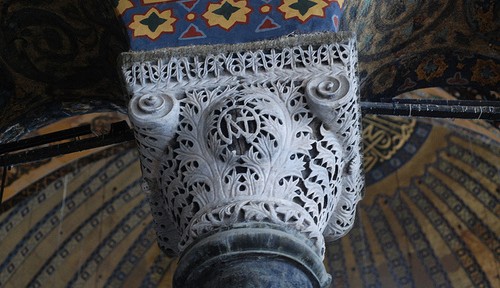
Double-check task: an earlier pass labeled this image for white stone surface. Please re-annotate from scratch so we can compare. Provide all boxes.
[122,34,363,257]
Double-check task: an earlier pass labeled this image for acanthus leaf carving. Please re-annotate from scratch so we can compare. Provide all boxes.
[122,32,363,258]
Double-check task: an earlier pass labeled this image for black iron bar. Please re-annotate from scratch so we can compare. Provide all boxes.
[0,124,92,155]
[0,122,135,166]
[378,99,500,107]
[360,102,499,120]
[0,101,498,166]
[0,166,7,204]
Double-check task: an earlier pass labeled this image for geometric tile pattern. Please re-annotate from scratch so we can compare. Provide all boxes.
[341,0,500,99]
[113,0,344,50]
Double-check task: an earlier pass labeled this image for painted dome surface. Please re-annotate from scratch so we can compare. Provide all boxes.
[1,89,498,287]
[341,0,499,98]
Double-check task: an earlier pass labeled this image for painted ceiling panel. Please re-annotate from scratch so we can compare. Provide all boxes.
[342,0,499,99]
[0,0,129,141]
[0,103,498,287]
[112,0,344,50]
[0,0,498,141]
[0,0,498,285]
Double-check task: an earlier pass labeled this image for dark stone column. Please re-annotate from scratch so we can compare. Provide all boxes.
[174,226,332,288]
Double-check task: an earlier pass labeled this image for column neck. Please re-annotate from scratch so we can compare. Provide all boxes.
[174,226,331,288]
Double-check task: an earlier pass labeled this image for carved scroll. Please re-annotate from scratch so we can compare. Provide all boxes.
[122,33,364,257]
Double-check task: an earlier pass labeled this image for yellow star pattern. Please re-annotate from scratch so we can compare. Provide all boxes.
[203,0,252,31]
[471,59,499,86]
[115,0,134,16]
[129,8,177,40]
[328,0,344,9]
[279,0,328,23]
[142,0,178,3]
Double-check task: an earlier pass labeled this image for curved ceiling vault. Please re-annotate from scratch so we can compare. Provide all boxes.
[0,0,498,287]
[0,99,498,287]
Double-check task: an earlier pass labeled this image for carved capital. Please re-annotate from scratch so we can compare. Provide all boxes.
[121,32,363,259]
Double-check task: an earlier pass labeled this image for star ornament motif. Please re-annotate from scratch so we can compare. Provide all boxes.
[327,0,344,9]
[115,0,134,16]
[279,0,329,23]
[142,0,179,3]
[203,0,252,31]
[129,8,177,40]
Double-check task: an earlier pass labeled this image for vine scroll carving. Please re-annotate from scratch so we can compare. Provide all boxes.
[121,32,364,258]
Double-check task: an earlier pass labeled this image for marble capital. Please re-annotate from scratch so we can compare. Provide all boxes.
[120,33,364,271]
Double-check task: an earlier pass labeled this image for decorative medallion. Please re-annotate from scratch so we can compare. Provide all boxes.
[362,116,416,172]
[471,59,499,86]
[129,8,177,40]
[115,0,134,16]
[202,0,252,30]
[416,55,448,82]
[279,0,329,23]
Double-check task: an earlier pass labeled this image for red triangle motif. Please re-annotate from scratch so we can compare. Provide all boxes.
[180,24,206,39]
[180,0,198,10]
[256,17,280,32]
[260,19,278,30]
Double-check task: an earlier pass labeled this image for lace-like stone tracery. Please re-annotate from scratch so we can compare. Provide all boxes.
[122,33,363,257]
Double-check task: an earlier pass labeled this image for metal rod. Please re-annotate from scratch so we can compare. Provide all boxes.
[0,166,7,204]
[0,124,92,155]
[0,122,135,166]
[378,98,500,107]
[0,101,498,166]
[360,102,500,120]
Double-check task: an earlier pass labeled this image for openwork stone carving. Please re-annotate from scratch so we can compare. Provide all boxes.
[121,33,363,258]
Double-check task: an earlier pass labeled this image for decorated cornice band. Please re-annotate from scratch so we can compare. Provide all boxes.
[113,0,345,50]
